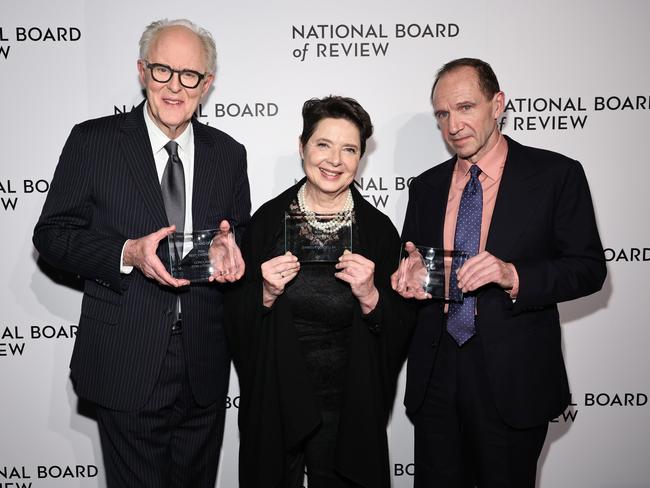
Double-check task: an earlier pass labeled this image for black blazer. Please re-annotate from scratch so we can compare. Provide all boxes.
[33,102,251,410]
[402,136,606,428]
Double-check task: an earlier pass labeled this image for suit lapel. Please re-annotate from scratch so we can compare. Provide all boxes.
[121,102,168,228]
[486,137,544,258]
[191,120,218,229]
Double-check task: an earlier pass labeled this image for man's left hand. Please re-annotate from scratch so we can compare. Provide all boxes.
[456,251,517,293]
[208,220,245,283]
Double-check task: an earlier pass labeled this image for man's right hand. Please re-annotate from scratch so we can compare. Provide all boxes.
[123,226,190,287]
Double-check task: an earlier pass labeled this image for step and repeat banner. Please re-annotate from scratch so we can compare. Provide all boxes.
[1,0,648,486]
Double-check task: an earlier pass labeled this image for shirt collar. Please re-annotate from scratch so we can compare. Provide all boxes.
[456,132,508,181]
[143,100,193,154]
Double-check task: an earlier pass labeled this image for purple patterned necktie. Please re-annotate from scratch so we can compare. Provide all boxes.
[447,164,482,346]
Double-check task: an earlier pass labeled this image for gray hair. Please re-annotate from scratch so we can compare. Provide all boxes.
[139,19,217,74]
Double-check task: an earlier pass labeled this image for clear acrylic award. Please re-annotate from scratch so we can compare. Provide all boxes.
[167,228,238,282]
[284,211,353,262]
[398,244,468,302]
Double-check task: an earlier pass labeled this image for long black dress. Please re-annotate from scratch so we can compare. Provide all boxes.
[226,179,415,488]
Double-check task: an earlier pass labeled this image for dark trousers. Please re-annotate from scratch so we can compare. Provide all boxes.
[414,332,548,488]
[280,410,359,488]
[96,333,226,488]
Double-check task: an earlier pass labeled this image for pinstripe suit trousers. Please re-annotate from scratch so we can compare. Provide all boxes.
[95,333,226,488]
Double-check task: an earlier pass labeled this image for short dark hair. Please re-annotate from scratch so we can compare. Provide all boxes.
[300,96,373,156]
[430,58,500,101]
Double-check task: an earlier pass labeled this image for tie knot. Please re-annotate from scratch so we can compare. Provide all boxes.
[164,141,180,162]
[470,164,481,178]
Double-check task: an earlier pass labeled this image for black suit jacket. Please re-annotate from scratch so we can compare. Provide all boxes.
[402,135,606,428]
[33,102,251,411]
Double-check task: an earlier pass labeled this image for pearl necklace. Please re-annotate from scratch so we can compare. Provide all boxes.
[297,183,353,233]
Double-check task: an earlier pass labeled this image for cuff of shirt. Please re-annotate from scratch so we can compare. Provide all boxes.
[120,240,134,275]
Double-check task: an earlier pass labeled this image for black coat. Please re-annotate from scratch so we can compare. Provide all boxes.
[226,179,415,488]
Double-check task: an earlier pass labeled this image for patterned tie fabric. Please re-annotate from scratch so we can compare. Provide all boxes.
[447,164,482,346]
[162,140,185,234]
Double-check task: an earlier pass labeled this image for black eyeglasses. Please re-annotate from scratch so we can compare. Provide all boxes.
[144,61,207,89]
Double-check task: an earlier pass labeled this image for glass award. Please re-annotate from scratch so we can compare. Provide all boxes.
[398,244,468,302]
[284,211,353,262]
[167,228,238,282]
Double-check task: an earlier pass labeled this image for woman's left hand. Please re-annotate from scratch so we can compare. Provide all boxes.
[335,250,379,314]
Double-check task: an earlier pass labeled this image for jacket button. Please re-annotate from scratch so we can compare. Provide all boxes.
[164,308,172,316]
[431,340,438,348]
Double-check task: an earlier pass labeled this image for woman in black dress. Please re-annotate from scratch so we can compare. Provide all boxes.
[227,96,414,488]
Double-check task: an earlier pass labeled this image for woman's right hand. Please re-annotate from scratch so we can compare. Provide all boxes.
[261,252,300,308]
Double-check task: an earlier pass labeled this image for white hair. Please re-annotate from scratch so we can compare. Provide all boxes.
[139,18,217,74]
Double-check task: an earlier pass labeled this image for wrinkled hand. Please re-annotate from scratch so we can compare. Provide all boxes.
[123,225,189,287]
[390,241,431,300]
[335,250,379,314]
[261,252,300,307]
[208,220,246,283]
[455,250,516,293]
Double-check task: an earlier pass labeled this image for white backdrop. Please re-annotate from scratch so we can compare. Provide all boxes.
[1,0,649,486]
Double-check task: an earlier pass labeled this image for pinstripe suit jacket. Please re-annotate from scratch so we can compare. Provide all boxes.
[33,102,251,411]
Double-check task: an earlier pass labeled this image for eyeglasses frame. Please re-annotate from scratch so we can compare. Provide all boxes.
[143,60,208,89]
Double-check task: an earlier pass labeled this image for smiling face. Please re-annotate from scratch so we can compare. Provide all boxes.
[432,66,504,163]
[137,25,213,139]
[300,117,361,203]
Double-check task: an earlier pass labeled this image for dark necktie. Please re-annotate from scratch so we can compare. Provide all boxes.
[162,141,185,234]
[447,164,482,346]
[162,141,185,326]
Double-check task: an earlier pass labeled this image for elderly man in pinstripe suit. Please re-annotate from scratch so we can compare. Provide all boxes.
[33,18,250,487]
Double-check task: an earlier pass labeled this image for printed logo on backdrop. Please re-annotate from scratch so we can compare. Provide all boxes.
[551,391,648,425]
[0,179,50,212]
[0,464,97,486]
[293,175,415,209]
[393,462,416,477]
[499,96,650,132]
[0,26,81,60]
[115,102,279,123]
[290,23,460,61]
[356,175,414,209]
[392,391,647,477]
[603,247,650,263]
[0,325,76,358]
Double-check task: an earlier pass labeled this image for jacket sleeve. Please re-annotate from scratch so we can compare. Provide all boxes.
[33,124,127,292]
[511,160,607,313]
